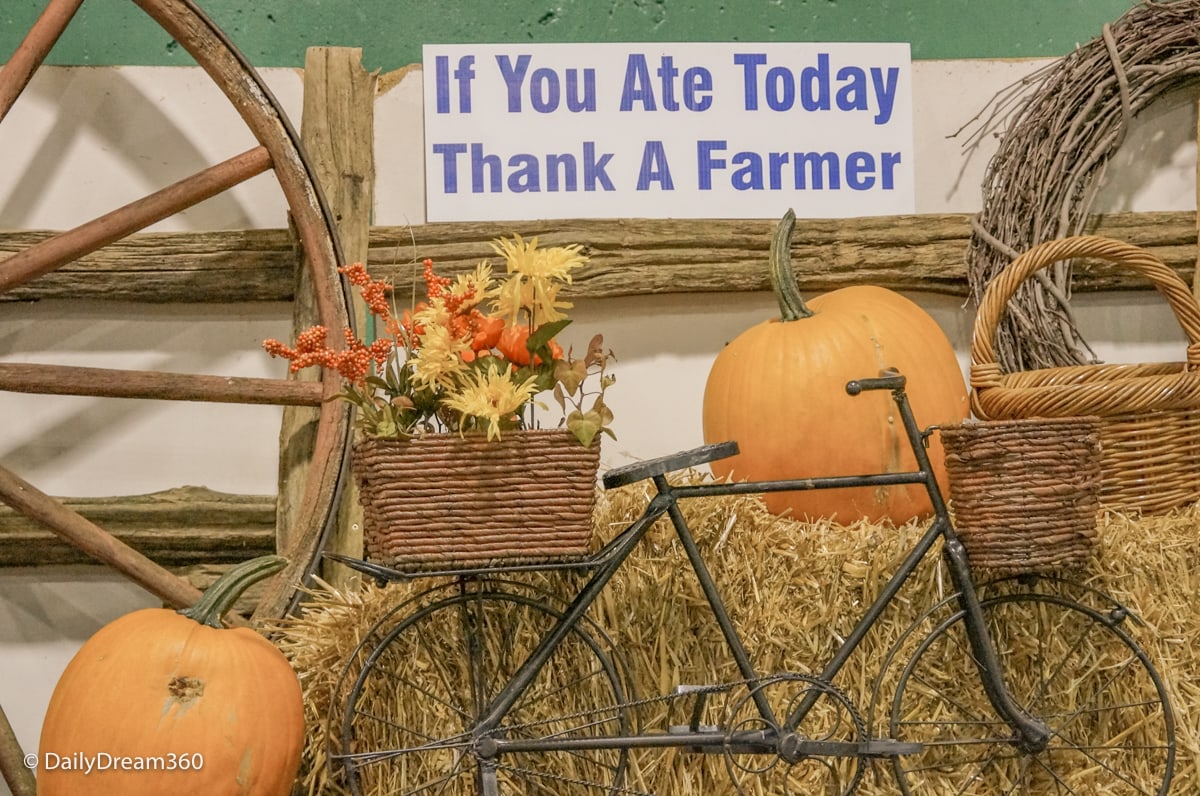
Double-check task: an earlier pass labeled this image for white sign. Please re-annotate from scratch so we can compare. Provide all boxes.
[422,43,914,221]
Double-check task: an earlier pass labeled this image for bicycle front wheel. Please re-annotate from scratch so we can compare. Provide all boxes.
[889,592,1174,795]
[335,582,631,796]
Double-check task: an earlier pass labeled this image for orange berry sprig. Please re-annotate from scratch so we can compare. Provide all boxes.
[339,262,393,320]
[421,258,453,302]
[262,325,392,386]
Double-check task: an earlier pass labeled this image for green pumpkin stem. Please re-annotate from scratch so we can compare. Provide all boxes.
[180,555,287,628]
[769,208,814,322]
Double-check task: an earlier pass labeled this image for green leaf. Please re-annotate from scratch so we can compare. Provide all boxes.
[566,410,600,448]
[592,396,614,425]
[335,389,373,410]
[554,359,587,395]
[527,318,572,353]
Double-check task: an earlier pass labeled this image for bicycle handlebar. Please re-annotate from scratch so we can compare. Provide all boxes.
[845,368,906,396]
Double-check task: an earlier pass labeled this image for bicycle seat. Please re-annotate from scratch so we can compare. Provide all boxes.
[602,441,740,489]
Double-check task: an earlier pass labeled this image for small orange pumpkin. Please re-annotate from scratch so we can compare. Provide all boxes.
[702,210,969,524]
[37,556,304,796]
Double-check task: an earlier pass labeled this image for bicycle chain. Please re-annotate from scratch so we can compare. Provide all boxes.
[495,671,865,748]
[495,679,738,736]
[468,674,868,796]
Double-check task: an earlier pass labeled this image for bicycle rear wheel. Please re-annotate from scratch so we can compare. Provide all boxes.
[335,581,631,795]
[889,591,1174,795]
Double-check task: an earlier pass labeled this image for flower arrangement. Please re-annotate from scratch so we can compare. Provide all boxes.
[263,236,615,447]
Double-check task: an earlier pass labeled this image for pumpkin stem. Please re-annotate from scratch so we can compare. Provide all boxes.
[769,208,814,321]
[179,555,287,628]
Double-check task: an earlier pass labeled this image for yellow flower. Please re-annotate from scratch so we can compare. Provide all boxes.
[489,235,585,325]
[492,234,585,281]
[449,262,494,310]
[492,279,574,325]
[410,323,470,390]
[413,297,451,331]
[443,361,540,441]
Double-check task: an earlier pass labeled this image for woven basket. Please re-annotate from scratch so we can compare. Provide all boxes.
[353,429,600,571]
[942,417,1101,574]
[971,235,1200,515]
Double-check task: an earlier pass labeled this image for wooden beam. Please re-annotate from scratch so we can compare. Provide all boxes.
[0,147,271,295]
[2,211,1196,303]
[0,486,275,567]
[0,464,215,612]
[0,227,296,301]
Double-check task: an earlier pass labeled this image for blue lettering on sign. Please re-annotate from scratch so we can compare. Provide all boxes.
[546,153,577,192]
[697,141,901,191]
[429,142,615,193]
[795,152,840,189]
[434,55,475,114]
[620,54,657,111]
[496,55,597,113]
[733,52,900,124]
[636,141,674,190]
[620,54,713,112]
[431,143,468,191]
[696,140,727,190]
[472,144,503,192]
[582,142,616,191]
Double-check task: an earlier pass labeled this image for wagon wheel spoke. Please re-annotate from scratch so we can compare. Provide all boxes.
[0,362,323,406]
[0,0,84,124]
[0,0,354,630]
[0,147,271,294]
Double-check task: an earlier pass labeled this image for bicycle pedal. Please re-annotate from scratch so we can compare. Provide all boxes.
[673,684,720,734]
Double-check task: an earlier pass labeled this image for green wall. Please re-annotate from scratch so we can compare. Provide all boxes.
[4,0,1139,71]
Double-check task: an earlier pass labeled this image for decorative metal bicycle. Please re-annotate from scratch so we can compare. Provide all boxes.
[328,370,1175,795]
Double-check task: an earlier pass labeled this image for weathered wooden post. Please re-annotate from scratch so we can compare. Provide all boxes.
[278,46,376,589]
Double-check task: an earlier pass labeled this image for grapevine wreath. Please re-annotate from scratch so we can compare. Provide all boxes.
[964,0,1200,372]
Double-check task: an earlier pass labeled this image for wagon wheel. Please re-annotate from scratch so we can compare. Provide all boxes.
[0,0,352,623]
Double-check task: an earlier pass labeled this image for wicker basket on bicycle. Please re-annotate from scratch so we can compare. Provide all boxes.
[970,234,1200,516]
[353,429,599,571]
[941,416,1101,573]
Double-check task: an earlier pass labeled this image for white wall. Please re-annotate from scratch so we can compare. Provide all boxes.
[1,59,1197,791]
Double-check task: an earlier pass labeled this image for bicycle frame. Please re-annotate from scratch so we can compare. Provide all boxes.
[429,370,1051,766]
[329,369,1054,780]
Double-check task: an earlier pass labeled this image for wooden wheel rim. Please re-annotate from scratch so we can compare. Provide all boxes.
[0,0,352,622]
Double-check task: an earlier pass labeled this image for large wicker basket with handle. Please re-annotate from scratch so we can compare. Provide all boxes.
[970,235,1200,515]
[353,429,600,571]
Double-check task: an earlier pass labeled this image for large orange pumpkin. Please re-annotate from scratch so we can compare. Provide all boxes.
[37,556,304,796]
[702,210,968,524]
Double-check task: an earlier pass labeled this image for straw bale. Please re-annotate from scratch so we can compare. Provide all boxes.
[272,475,1198,795]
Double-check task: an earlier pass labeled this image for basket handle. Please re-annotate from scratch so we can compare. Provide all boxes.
[971,235,1200,378]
